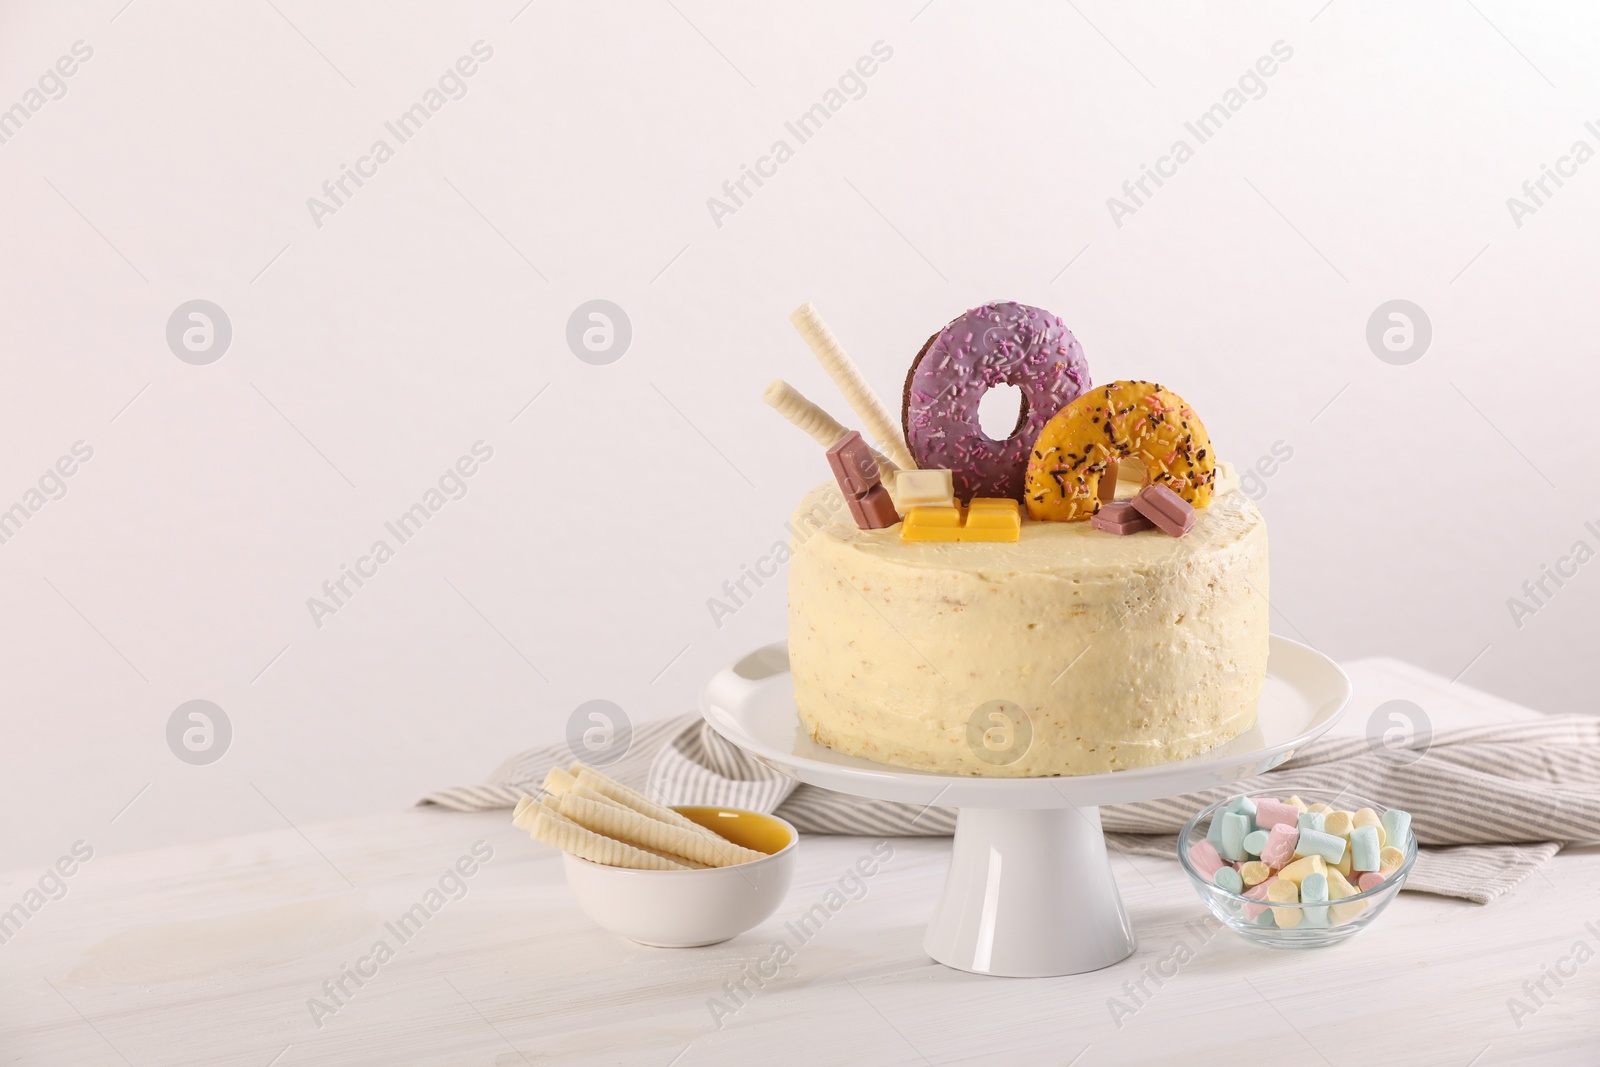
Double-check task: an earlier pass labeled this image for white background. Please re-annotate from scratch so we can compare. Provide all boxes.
[2,0,1596,871]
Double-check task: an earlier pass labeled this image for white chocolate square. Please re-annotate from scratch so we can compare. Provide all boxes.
[894,468,956,508]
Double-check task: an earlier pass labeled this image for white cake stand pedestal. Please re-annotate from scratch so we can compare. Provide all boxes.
[699,635,1351,978]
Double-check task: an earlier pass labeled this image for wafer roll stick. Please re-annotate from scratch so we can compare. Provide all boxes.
[512,793,540,831]
[530,811,690,871]
[568,763,720,838]
[521,789,713,868]
[565,783,722,865]
[513,795,572,833]
[556,790,765,868]
[763,379,898,481]
[541,766,576,796]
[637,843,712,869]
[790,302,916,471]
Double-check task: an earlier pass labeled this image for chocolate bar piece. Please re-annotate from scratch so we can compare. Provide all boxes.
[1130,483,1196,537]
[826,430,880,496]
[901,499,1021,542]
[895,468,956,509]
[1097,458,1119,504]
[851,484,899,529]
[1090,499,1153,535]
[962,498,1020,541]
[827,430,901,530]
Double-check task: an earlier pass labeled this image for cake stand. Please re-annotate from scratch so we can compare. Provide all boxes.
[699,635,1351,978]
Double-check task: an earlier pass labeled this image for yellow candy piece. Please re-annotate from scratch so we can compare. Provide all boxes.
[1240,861,1272,887]
[1286,796,1309,813]
[1354,808,1385,847]
[1266,878,1302,928]
[1379,846,1405,875]
[899,499,1020,543]
[963,498,1021,541]
[1309,803,1331,814]
[1025,380,1216,522]
[901,505,964,542]
[1276,854,1326,884]
[1323,810,1354,837]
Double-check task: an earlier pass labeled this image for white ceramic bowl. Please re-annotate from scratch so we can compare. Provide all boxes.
[562,806,798,947]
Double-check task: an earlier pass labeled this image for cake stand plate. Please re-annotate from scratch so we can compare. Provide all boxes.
[699,635,1351,978]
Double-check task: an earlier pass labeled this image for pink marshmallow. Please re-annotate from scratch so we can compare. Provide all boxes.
[1358,872,1388,892]
[1242,876,1278,920]
[1259,823,1299,869]
[1252,798,1300,832]
[1188,839,1225,879]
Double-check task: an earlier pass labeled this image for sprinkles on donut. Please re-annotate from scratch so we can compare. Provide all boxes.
[1024,379,1217,522]
[901,302,1090,503]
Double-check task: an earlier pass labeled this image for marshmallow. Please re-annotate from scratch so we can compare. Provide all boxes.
[1297,811,1326,834]
[1243,829,1269,857]
[1240,861,1272,887]
[1353,807,1385,846]
[1276,854,1326,884]
[1331,845,1354,881]
[1218,812,1252,863]
[1300,871,1330,928]
[1252,798,1300,832]
[1188,839,1225,879]
[1243,876,1278,920]
[1358,871,1388,892]
[1379,846,1406,875]
[1214,866,1244,894]
[1266,878,1302,928]
[1286,795,1310,813]
[1323,810,1354,837]
[1327,869,1368,924]
[1381,808,1412,850]
[1294,828,1348,864]
[1260,823,1299,869]
[1350,825,1381,872]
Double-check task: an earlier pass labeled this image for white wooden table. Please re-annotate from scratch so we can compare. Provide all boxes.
[6,659,1597,1066]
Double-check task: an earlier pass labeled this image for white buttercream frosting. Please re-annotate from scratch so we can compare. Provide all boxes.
[786,466,1268,776]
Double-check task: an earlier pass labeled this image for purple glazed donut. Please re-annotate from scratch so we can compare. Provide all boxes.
[901,302,1091,503]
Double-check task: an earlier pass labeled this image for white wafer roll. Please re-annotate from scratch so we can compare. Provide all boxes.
[556,791,766,868]
[530,812,690,870]
[522,789,713,868]
[789,302,915,471]
[512,793,539,830]
[560,783,716,870]
[541,766,576,796]
[637,843,712,869]
[513,795,572,833]
[763,379,898,481]
[568,763,720,838]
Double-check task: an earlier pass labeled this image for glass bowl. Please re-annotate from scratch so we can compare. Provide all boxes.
[1177,788,1417,948]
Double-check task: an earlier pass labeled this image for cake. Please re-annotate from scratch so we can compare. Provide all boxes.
[768,300,1269,777]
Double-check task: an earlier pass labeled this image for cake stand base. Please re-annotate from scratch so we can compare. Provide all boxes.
[700,636,1350,979]
[925,806,1133,977]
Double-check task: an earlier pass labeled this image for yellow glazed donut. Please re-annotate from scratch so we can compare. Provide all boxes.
[1025,380,1216,521]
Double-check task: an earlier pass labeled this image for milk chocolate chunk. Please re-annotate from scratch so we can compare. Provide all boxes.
[1130,483,1196,537]
[854,484,899,529]
[1089,499,1153,535]
[826,430,881,496]
[1097,458,1119,504]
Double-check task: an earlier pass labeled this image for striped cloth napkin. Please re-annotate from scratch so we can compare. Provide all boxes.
[421,713,1600,905]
